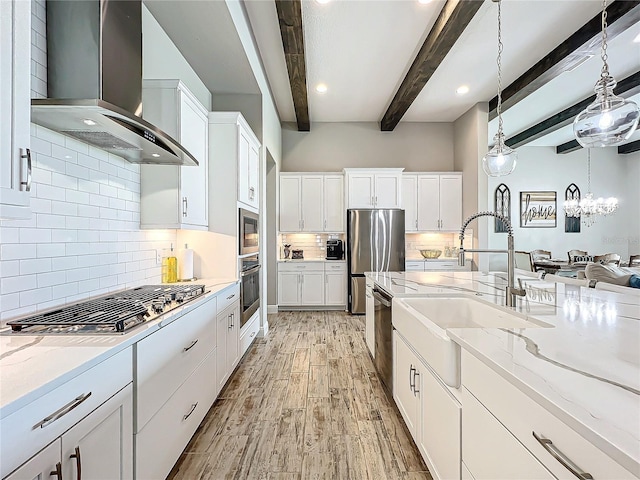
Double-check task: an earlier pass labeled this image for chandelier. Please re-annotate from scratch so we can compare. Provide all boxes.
[563,149,618,226]
[482,0,517,177]
[573,0,639,147]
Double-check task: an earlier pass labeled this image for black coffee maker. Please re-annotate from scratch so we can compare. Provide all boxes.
[326,239,344,260]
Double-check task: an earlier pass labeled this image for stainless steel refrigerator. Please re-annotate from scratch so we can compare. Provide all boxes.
[347,209,405,314]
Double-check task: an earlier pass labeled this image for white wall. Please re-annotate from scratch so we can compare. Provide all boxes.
[625,153,640,256]
[281,122,454,172]
[487,147,638,270]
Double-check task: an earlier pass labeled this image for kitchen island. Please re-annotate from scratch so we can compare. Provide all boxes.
[366,271,640,479]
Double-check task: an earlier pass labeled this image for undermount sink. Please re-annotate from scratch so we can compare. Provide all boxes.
[392,296,552,388]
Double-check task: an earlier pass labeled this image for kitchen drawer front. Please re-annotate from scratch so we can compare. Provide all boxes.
[278,262,325,272]
[0,347,132,479]
[135,347,217,480]
[462,351,636,480]
[217,283,240,314]
[423,261,469,271]
[240,311,260,357]
[324,262,347,272]
[462,387,555,480]
[405,261,425,272]
[136,296,217,432]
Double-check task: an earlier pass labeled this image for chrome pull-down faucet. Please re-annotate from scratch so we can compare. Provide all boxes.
[458,211,526,307]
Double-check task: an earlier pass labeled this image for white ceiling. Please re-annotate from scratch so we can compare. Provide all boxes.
[147,0,640,149]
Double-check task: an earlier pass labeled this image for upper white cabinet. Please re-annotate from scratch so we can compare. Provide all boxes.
[403,173,462,231]
[279,173,344,232]
[344,168,403,209]
[209,112,261,237]
[0,0,31,220]
[140,80,208,230]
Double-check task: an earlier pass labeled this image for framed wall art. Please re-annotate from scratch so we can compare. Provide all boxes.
[520,191,557,228]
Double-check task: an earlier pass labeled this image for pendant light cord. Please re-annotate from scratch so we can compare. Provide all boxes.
[587,148,591,192]
[496,0,504,137]
[600,0,610,79]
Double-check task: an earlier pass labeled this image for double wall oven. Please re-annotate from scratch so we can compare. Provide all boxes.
[239,208,260,327]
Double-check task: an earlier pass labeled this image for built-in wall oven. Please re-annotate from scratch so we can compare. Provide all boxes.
[239,208,259,255]
[240,255,260,327]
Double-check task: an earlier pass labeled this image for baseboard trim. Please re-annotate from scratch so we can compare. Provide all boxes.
[267,304,278,314]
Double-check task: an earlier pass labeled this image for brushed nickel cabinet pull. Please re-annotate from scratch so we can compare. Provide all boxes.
[182,197,188,217]
[183,403,198,421]
[413,371,420,396]
[21,148,31,192]
[183,339,198,352]
[50,462,62,479]
[69,446,82,480]
[34,392,92,429]
[409,365,416,393]
[226,294,235,300]
[533,432,593,479]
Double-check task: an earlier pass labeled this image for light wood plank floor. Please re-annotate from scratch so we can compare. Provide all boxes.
[168,311,433,480]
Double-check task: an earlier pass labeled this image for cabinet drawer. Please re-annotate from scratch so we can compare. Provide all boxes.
[325,262,347,272]
[278,262,325,272]
[462,351,637,479]
[240,311,260,356]
[406,261,425,272]
[462,387,555,480]
[217,283,240,314]
[135,347,217,480]
[0,348,132,479]
[423,262,468,271]
[136,296,217,432]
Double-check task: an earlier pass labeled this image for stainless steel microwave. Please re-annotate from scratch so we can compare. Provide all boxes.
[239,208,259,255]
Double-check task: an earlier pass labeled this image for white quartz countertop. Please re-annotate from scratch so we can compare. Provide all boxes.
[366,271,640,476]
[0,278,237,419]
[278,258,345,262]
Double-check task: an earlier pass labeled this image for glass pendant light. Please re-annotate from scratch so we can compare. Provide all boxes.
[573,0,640,147]
[483,0,517,177]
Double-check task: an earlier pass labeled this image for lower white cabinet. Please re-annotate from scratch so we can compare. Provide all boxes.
[365,279,375,357]
[240,310,260,357]
[393,331,461,480]
[216,299,241,393]
[277,262,346,308]
[405,260,471,272]
[4,440,61,480]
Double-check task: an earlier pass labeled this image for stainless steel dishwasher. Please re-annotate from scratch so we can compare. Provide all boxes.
[372,287,393,395]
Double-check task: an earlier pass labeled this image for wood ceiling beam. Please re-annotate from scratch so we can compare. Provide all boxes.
[380,0,484,132]
[556,140,582,155]
[275,0,310,131]
[489,1,640,120]
[505,70,640,149]
[618,139,640,154]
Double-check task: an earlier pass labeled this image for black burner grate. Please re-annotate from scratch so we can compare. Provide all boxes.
[8,284,205,332]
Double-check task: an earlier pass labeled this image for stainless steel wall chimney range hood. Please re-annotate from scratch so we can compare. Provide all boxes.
[30,0,198,166]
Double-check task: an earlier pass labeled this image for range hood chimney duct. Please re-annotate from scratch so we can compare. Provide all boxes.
[31,0,198,166]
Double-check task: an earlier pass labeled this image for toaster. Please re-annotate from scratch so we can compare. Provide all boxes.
[326,239,344,260]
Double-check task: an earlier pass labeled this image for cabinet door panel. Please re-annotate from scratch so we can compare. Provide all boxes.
[280,176,301,232]
[393,332,419,439]
[216,307,231,393]
[348,175,374,208]
[324,272,346,305]
[227,301,240,372]
[248,141,260,208]
[238,129,251,206]
[301,176,324,232]
[324,175,344,232]
[278,272,301,305]
[374,174,400,208]
[62,384,133,480]
[439,175,462,231]
[417,175,439,231]
[179,94,208,227]
[402,175,418,231]
[4,440,60,480]
[301,272,324,305]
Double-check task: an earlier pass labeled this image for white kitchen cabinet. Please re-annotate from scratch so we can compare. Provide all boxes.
[406,259,471,272]
[393,331,421,438]
[4,440,61,480]
[365,279,375,357]
[324,262,347,306]
[209,112,261,240]
[0,0,31,220]
[417,174,462,231]
[216,299,241,393]
[402,175,418,231]
[278,271,303,306]
[238,125,260,209]
[240,310,260,357]
[405,261,425,272]
[301,271,325,305]
[279,174,344,233]
[277,262,330,307]
[344,168,403,209]
[140,80,208,230]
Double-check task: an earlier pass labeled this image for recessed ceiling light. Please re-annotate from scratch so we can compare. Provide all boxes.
[315,83,328,94]
[82,119,96,126]
[417,0,432,4]
[456,85,470,95]
[151,153,160,158]
[634,32,640,43]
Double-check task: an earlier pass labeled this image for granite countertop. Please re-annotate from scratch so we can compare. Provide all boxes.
[0,278,238,419]
[366,271,640,476]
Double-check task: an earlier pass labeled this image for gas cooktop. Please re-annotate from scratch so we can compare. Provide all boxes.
[6,284,206,335]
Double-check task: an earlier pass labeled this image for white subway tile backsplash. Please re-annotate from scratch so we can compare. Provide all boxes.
[30,136,52,156]
[34,62,46,81]
[88,145,110,162]
[66,163,90,180]
[99,160,118,177]
[2,275,37,294]
[1,293,20,311]
[20,258,52,275]
[65,189,90,205]
[77,204,100,218]
[36,126,65,145]
[50,201,77,216]
[100,275,118,289]
[20,287,52,307]
[99,231,118,242]
[20,227,51,244]
[63,137,89,155]
[38,271,67,288]
[89,265,109,279]
[36,184,66,201]
[0,305,37,322]
[78,152,101,171]
[77,230,100,243]
[1,244,37,261]
[30,198,52,214]
[2,227,20,243]
[99,184,118,198]
[78,278,100,294]
[66,243,91,256]
[65,216,87,230]
[37,243,66,258]
[36,213,67,229]
[32,166,51,185]
[51,229,77,243]
[109,197,126,210]
[66,267,90,282]
[99,207,118,220]
[51,144,78,162]
[51,256,77,271]
[89,193,110,207]
[78,179,100,194]
[52,172,78,190]
[0,260,20,278]
[53,282,78,299]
